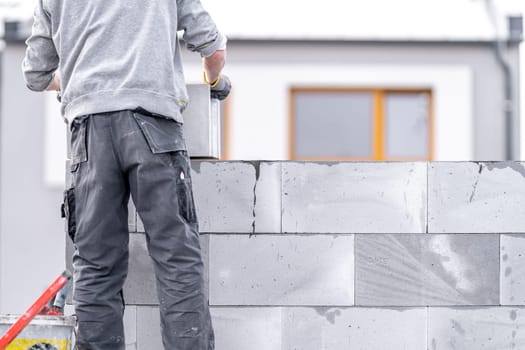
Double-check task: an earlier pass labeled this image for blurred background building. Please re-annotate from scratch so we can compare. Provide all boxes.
[0,0,523,317]
[198,0,524,162]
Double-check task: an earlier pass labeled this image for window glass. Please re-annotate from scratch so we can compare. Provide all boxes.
[294,93,373,158]
[385,93,430,158]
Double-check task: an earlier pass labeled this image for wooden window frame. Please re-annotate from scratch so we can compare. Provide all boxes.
[289,87,434,161]
[220,95,232,160]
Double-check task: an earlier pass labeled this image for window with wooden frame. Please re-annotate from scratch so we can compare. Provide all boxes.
[290,87,434,161]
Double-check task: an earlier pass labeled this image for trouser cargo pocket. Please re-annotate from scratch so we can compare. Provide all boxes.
[63,116,89,242]
[132,110,197,224]
[61,188,77,242]
[172,157,197,223]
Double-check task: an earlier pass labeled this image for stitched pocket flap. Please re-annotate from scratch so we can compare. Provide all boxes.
[132,112,187,154]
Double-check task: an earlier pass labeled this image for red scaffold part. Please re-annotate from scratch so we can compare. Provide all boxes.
[0,271,72,350]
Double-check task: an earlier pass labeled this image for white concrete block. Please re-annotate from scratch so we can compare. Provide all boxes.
[428,307,525,349]
[501,235,525,305]
[356,234,499,306]
[184,84,220,159]
[209,235,354,306]
[429,162,525,233]
[192,162,256,232]
[282,307,427,350]
[124,305,137,350]
[254,162,282,233]
[282,162,427,233]
[211,307,282,350]
[136,306,163,350]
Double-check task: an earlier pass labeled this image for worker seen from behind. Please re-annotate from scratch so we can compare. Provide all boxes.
[22,0,231,349]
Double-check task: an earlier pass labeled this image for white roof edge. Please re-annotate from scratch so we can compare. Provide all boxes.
[203,0,522,42]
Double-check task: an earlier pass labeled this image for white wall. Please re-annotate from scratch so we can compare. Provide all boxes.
[44,94,67,187]
[515,3,525,160]
[0,46,65,314]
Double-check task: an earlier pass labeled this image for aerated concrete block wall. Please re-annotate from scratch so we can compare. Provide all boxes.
[67,161,525,349]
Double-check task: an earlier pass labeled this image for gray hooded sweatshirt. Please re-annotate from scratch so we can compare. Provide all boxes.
[22,0,226,124]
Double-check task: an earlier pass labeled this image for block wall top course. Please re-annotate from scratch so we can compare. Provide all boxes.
[131,161,525,234]
[134,161,431,234]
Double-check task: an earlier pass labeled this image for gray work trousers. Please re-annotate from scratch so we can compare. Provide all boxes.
[64,110,214,350]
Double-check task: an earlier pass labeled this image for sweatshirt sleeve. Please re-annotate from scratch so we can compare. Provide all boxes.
[22,0,59,92]
[177,0,227,57]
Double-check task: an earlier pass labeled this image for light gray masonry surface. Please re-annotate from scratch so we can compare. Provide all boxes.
[428,162,525,233]
[209,235,354,306]
[253,162,282,233]
[128,200,137,233]
[124,234,158,305]
[281,162,427,233]
[355,234,500,306]
[428,307,525,349]
[137,161,271,233]
[125,234,210,305]
[67,161,525,349]
[281,307,428,350]
[211,307,283,350]
[123,306,137,350]
[501,235,525,306]
[191,162,257,233]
